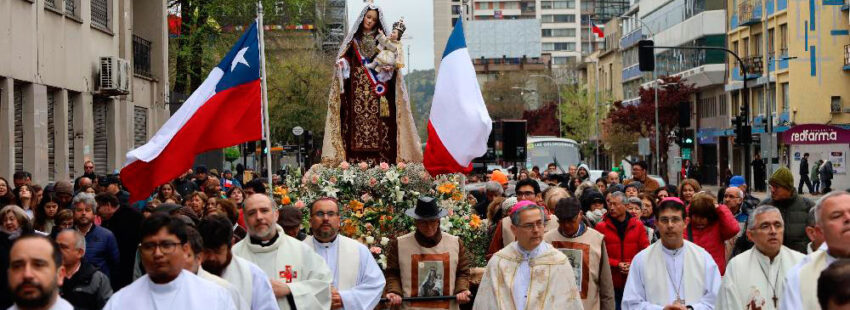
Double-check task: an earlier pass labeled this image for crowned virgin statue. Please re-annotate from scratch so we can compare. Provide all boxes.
[321,3,423,165]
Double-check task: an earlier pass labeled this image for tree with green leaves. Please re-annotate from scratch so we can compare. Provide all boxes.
[559,84,611,161]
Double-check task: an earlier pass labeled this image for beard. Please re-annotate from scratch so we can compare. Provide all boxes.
[202,252,232,277]
[12,279,56,309]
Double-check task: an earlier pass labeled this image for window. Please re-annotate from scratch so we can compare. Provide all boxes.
[544,42,576,51]
[779,24,788,54]
[134,107,148,148]
[47,90,56,182]
[781,83,789,111]
[542,0,575,9]
[553,56,575,64]
[753,33,762,55]
[91,0,109,30]
[133,35,152,78]
[504,2,518,9]
[44,0,57,9]
[452,5,461,14]
[542,28,576,37]
[13,86,23,173]
[542,14,575,23]
[68,92,76,178]
[768,29,775,56]
[480,2,491,9]
[451,17,458,26]
[66,0,79,18]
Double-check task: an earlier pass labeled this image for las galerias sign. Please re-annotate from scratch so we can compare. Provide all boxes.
[782,124,850,145]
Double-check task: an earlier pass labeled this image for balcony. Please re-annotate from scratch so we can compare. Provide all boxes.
[738,0,762,27]
[844,45,850,71]
[744,55,764,74]
[778,48,789,69]
[620,29,643,49]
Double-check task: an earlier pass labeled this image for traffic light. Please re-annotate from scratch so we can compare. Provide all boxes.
[260,140,268,155]
[732,115,752,145]
[638,40,655,72]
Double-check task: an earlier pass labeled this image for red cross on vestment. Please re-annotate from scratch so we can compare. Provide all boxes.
[279,265,298,283]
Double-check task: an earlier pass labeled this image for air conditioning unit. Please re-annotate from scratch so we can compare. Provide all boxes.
[98,56,130,96]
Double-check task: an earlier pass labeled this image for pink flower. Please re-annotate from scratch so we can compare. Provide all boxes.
[311,175,320,184]
[364,223,374,230]
[379,162,390,171]
[370,246,382,255]
[294,200,306,209]
[397,162,407,170]
[361,193,373,202]
[329,176,338,184]
[369,178,378,187]
[448,209,454,216]
[359,162,369,171]
[339,161,350,170]
[419,171,430,181]
[401,176,410,184]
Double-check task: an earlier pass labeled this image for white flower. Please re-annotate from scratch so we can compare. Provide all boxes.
[322,186,340,198]
[395,186,404,202]
[365,236,375,244]
[379,254,388,269]
[381,237,390,246]
[440,217,453,231]
[385,170,399,183]
[341,169,356,184]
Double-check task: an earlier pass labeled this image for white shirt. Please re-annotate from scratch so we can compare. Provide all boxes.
[8,296,73,310]
[219,255,279,310]
[717,246,805,310]
[104,270,236,310]
[779,243,835,310]
[622,244,721,310]
[311,236,386,310]
[513,242,550,310]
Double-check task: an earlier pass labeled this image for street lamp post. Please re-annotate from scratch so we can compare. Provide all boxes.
[621,15,661,176]
[530,74,562,138]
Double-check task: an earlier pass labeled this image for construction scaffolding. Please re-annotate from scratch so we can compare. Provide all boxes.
[315,0,347,53]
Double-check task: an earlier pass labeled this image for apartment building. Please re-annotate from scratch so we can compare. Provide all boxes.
[0,0,169,184]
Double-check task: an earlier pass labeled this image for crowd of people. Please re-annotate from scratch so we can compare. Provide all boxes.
[0,159,849,310]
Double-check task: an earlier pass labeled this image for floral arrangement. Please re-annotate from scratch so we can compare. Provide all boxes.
[277,162,489,268]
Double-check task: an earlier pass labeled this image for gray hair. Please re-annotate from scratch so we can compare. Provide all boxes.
[807,206,818,227]
[626,196,643,206]
[814,191,850,226]
[0,205,29,231]
[510,204,545,226]
[575,181,595,198]
[58,228,86,250]
[608,191,627,205]
[747,205,782,230]
[485,181,503,195]
[607,171,619,179]
[72,192,97,213]
[725,186,744,199]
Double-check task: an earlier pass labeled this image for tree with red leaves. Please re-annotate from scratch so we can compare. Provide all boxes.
[604,75,695,175]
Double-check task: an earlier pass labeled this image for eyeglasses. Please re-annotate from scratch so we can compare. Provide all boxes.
[312,211,339,218]
[516,191,536,198]
[517,221,546,230]
[754,222,783,232]
[723,194,741,199]
[658,216,683,224]
[140,241,183,254]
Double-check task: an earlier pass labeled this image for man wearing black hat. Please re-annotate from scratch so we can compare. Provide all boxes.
[278,206,306,241]
[544,197,615,310]
[384,197,472,309]
[194,165,209,188]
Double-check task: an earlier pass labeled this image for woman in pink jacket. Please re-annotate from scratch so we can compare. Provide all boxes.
[683,192,740,275]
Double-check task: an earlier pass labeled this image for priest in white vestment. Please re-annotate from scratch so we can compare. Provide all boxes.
[717,206,805,310]
[622,198,721,310]
[233,194,332,310]
[779,191,850,310]
[474,201,583,310]
[104,213,237,310]
[197,215,279,310]
[304,198,385,310]
[184,226,251,310]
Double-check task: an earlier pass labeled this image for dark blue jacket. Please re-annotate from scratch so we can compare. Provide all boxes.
[83,225,120,279]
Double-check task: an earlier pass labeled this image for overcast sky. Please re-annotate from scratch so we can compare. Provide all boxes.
[346,0,435,71]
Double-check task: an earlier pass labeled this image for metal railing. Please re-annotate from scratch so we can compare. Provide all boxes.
[744,55,763,74]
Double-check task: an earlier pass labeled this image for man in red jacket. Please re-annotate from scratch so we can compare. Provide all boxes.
[595,191,650,309]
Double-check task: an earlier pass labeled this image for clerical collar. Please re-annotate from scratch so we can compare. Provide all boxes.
[661,243,684,256]
[148,270,184,293]
[414,230,441,248]
[313,235,338,249]
[515,242,548,260]
[249,232,279,247]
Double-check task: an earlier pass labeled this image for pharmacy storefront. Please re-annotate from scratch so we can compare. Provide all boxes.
[782,124,850,191]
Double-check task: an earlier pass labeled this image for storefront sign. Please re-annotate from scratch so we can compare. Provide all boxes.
[829,151,846,174]
[781,124,850,145]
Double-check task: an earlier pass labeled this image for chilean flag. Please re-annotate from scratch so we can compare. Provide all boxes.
[591,21,604,38]
[121,22,263,202]
[424,18,492,176]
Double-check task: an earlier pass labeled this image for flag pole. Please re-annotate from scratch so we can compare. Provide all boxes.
[257,1,275,199]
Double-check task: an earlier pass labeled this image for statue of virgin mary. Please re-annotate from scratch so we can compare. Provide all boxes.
[321,3,423,165]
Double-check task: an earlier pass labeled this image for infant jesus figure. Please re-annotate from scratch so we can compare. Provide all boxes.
[367,18,406,82]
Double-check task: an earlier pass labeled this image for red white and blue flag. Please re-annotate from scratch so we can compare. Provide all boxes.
[591,21,604,38]
[121,22,263,202]
[424,18,492,176]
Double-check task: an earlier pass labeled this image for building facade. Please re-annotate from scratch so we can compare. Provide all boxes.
[725,0,850,187]
[0,0,169,185]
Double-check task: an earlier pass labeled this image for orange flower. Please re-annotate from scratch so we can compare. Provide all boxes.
[452,192,463,201]
[281,195,291,205]
[437,183,456,194]
[469,214,482,229]
[341,219,357,236]
[348,200,364,212]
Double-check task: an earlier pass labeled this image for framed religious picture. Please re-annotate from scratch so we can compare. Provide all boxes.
[551,241,590,298]
[410,253,451,309]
